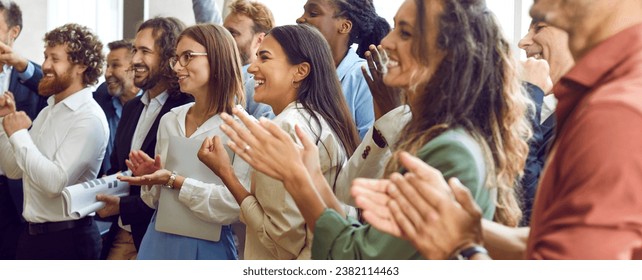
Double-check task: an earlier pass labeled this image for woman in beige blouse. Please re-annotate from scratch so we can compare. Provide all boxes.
[197,24,360,259]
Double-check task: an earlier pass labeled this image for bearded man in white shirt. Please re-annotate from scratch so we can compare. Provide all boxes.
[0,23,108,260]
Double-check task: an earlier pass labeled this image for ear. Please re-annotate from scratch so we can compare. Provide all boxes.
[75,64,88,76]
[8,25,20,43]
[253,32,266,49]
[293,62,310,83]
[339,19,352,35]
[256,32,266,44]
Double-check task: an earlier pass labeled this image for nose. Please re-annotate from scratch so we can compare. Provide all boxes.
[518,32,534,51]
[247,60,258,75]
[131,50,142,65]
[171,59,183,73]
[105,65,113,78]
[296,15,305,24]
[42,58,52,72]
[380,31,393,52]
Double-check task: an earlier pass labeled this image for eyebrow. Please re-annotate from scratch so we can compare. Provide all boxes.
[135,45,153,52]
[394,17,414,29]
[257,50,271,56]
[226,26,239,34]
[304,2,320,10]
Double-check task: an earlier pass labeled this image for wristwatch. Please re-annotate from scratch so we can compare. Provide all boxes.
[452,245,488,260]
[164,171,177,189]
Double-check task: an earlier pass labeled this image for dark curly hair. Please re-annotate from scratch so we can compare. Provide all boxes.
[43,23,104,86]
[137,17,186,95]
[332,0,390,58]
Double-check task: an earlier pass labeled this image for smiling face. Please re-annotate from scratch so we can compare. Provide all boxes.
[173,36,210,96]
[518,21,573,84]
[38,44,80,97]
[105,48,136,98]
[381,0,443,91]
[247,35,299,113]
[131,28,163,91]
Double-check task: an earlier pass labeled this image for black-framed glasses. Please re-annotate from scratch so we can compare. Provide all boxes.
[169,52,208,69]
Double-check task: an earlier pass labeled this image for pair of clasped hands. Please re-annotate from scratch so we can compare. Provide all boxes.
[0,91,32,137]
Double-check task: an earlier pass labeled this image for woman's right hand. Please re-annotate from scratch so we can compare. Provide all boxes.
[361,44,404,119]
[219,108,309,182]
[198,136,233,179]
[125,150,162,177]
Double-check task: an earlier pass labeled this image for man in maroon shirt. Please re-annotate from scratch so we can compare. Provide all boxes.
[352,0,642,259]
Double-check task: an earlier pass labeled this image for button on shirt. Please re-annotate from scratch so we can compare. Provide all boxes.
[131,91,168,151]
[0,87,109,223]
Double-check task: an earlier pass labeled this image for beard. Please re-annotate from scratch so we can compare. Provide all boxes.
[106,76,124,97]
[38,70,73,97]
[133,63,162,90]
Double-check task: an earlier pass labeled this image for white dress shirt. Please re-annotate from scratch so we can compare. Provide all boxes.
[131,91,169,151]
[140,103,251,225]
[541,94,558,123]
[0,87,109,222]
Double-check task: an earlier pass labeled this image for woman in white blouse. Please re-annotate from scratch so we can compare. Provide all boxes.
[118,24,250,259]
[197,24,360,259]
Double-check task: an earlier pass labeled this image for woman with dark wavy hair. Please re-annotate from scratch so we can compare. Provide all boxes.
[219,0,532,259]
[198,24,359,259]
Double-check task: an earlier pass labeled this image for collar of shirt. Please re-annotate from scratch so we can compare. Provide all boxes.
[174,103,244,138]
[1,64,12,74]
[140,90,169,107]
[111,95,123,119]
[46,87,94,111]
[552,23,642,132]
[336,46,364,81]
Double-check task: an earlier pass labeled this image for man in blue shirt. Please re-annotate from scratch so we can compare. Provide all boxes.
[93,40,141,176]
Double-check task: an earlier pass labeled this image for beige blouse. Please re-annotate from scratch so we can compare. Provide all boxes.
[239,102,347,260]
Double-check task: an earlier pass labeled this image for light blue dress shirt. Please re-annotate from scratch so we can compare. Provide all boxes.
[336,47,375,139]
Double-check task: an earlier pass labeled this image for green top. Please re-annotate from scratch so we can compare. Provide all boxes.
[311,128,496,259]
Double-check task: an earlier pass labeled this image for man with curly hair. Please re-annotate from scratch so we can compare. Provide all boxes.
[0,23,108,259]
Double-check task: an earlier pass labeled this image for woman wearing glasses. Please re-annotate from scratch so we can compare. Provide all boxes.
[197,24,360,259]
[118,24,250,260]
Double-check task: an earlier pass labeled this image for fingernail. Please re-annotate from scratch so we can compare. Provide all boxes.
[221,113,230,120]
[220,124,228,131]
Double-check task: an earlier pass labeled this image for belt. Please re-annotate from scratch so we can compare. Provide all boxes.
[28,216,94,235]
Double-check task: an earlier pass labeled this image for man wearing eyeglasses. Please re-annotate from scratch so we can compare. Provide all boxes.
[95,17,193,260]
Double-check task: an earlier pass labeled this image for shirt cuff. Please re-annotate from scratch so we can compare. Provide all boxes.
[17,61,34,81]
[311,208,359,260]
[373,105,411,146]
[178,177,199,204]
[8,128,31,149]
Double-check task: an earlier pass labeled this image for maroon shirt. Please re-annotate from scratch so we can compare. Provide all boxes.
[527,23,642,259]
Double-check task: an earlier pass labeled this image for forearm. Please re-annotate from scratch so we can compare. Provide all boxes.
[311,169,345,217]
[482,219,529,259]
[218,166,251,205]
[283,169,327,232]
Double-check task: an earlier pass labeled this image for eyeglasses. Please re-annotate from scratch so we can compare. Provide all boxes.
[169,52,208,69]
